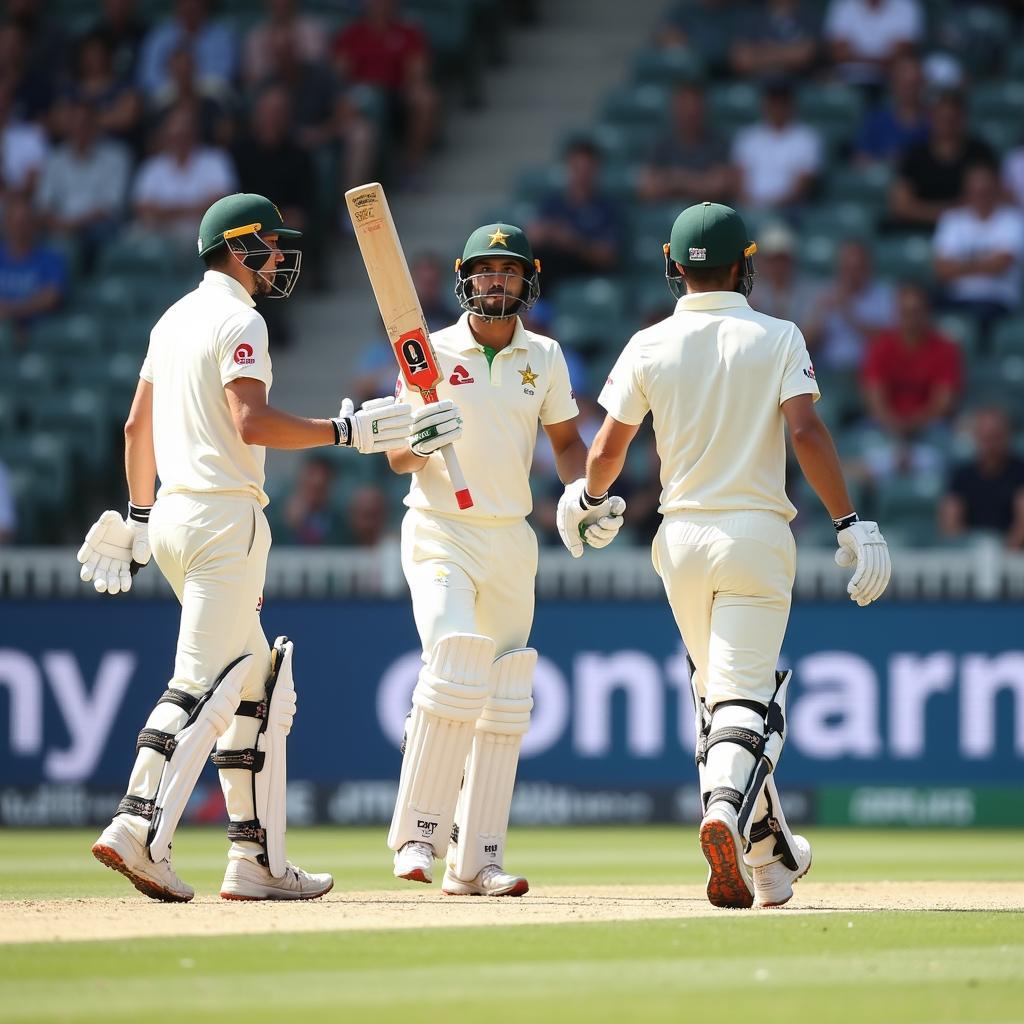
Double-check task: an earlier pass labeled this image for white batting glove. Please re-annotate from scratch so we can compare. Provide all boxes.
[77,507,151,595]
[556,478,626,558]
[834,517,891,606]
[334,396,412,454]
[408,400,463,457]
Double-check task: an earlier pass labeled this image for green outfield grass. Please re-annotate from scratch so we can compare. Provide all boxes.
[1,827,1022,1024]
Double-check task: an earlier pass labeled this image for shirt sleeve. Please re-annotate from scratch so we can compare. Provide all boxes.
[540,345,580,425]
[779,327,820,405]
[218,310,271,387]
[933,212,959,258]
[598,341,650,425]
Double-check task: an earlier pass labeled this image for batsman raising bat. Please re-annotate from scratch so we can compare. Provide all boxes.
[79,193,412,902]
[375,220,626,896]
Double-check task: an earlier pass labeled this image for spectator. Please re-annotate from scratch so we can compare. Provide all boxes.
[52,32,142,151]
[6,0,69,98]
[342,483,392,547]
[242,0,327,86]
[824,0,924,89]
[747,221,819,324]
[637,82,735,205]
[260,27,377,194]
[804,238,896,371]
[0,16,57,124]
[90,0,149,84]
[731,79,822,213]
[940,406,1024,547]
[934,163,1024,344]
[269,455,346,546]
[149,43,235,148]
[855,52,929,164]
[0,82,47,200]
[730,0,819,83]
[889,91,997,231]
[0,458,15,544]
[528,139,623,291]
[862,282,962,440]
[136,0,237,102]
[35,99,131,271]
[130,102,236,245]
[332,0,439,178]
[0,196,67,346]
[657,0,733,77]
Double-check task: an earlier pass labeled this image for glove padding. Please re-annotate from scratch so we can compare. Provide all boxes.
[77,510,151,595]
[409,399,463,457]
[337,396,412,454]
[835,520,891,606]
[556,478,627,558]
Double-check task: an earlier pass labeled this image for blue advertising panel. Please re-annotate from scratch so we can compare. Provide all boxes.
[2,599,1023,796]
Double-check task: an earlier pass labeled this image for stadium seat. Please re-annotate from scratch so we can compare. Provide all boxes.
[797,83,864,153]
[632,47,705,86]
[798,234,840,278]
[873,234,934,284]
[875,475,943,547]
[825,164,892,208]
[969,81,1024,123]
[800,202,877,242]
[29,313,104,357]
[935,312,981,357]
[707,82,760,136]
[988,316,1024,358]
[601,84,671,128]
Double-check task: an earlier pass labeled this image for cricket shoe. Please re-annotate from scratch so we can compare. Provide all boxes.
[220,857,333,901]
[441,864,529,897]
[753,835,812,908]
[393,841,434,883]
[699,802,755,909]
[91,820,194,903]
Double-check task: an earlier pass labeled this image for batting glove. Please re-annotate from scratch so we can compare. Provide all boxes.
[556,478,626,558]
[834,515,891,606]
[334,396,412,454]
[408,400,463,457]
[77,505,151,595]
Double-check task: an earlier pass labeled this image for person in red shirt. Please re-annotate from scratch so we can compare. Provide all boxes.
[862,281,962,439]
[332,0,439,178]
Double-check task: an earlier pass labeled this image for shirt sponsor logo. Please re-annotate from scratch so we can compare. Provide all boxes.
[689,247,707,261]
[233,343,256,366]
[803,364,816,380]
[449,364,475,385]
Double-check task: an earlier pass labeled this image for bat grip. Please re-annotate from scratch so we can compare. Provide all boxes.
[422,388,473,509]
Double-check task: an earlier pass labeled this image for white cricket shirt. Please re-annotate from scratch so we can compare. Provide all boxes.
[398,313,578,520]
[140,270,273,506]
[599,292,819,521]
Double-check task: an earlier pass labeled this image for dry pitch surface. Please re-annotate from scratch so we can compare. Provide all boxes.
[4,881,1022,944]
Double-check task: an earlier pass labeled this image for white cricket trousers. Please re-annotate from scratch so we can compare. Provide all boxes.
[401,508,538,659]
[652,509,795,709]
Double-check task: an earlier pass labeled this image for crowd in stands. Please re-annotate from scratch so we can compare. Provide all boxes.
[3,0,1024,557]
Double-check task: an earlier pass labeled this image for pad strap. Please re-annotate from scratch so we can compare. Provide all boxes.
[705,727,764,760]
[157,689,199,714]
[226,819,266,845]
[236,699,267,720]
[708,786,744,811]
[211,748,265,771]
[116,794,155,820]
[136,728,177,757]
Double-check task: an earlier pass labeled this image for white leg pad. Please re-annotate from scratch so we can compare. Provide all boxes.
[452,648,536,881]
[387,633,495,856]
[216,637,296,878]
[147,654,250,863]
[744,775,800,870]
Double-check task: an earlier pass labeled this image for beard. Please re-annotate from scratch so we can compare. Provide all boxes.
[253,269,274,297]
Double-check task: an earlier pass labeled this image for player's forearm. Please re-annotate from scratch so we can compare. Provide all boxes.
[238,406,336,449]
[790,420,854,521]
[387,447,428,474]
[552,436,587,485]
[124,422,156,507]
[586,447,625,498]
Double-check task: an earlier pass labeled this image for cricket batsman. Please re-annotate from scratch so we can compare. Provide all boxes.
[585,202,891,908]
[79,193,413,901]
[386,223,625,895]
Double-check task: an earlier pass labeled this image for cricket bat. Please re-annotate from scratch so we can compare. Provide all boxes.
[345,182,473,510]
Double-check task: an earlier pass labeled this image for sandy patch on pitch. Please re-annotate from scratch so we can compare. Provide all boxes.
[2,882,1021,944]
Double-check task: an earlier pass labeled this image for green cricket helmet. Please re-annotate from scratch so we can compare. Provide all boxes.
[663,201,757,299]
[197,193,303,299]
[455,223,541,321]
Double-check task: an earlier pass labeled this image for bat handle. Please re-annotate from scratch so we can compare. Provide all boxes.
[423,387,473,509]
[440,444,473,510]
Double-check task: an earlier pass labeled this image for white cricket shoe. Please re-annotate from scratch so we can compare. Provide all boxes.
[753,834,813,908]
[220,857,333,901]
[92,819,194,903]
[699,802,755,909]
[441,863,529,897]
[393,841,434,883]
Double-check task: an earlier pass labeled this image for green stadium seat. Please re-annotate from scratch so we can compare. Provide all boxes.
[969,81,1024,122]
[797,84,864,153]
[935,311,981,357]
[707,82,760,135]
[515,165,563,204]
[29,313,104,356]
[592,121,663,163]
[989,316,1024,358]
[800,202,877,242]
[825,164,892,208]
[551,277,628,322]
[632,47,705,86]
[875,474,942,547]
[98,234,195,279]
[798,234,840,278]
[601,84,671,127]
[873,234,934,284]
[975,116,1022,155]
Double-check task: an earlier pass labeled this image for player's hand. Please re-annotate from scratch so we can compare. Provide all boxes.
[835,519,891,606]
[336,396,412,454]
[408,400,463,457]
[556,479,626,558]
[77,509,151,595]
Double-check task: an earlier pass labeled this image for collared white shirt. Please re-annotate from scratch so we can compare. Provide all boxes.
[398,312,578,520]
[141,270,273,506]
[599,292,819,521]
[933,204,1024,307]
